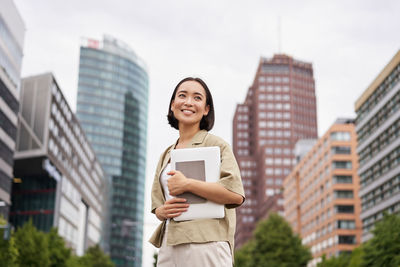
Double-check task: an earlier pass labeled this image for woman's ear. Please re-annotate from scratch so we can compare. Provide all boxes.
[204,105,210,116]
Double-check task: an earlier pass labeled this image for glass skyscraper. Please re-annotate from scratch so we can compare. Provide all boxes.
[76,35,148,267]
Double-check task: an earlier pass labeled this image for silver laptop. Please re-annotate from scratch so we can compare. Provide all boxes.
[170,146,225,221]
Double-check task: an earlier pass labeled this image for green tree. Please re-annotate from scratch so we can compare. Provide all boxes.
[235,213,311,267]
[153,251,158,267]
[348,246,364,267]
[77,244,115,267]
[47,228,71,267]
[0,216,19,267]
[66,255,85,267]
[317,253,351,267]
[13,219,50,267]
[361,213,400,267]
[234,240,253,267]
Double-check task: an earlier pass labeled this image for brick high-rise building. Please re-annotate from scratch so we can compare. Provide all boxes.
[233,54,318,248]
[284,119,362,266]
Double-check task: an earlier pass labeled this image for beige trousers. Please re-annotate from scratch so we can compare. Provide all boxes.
[157,230,232,267]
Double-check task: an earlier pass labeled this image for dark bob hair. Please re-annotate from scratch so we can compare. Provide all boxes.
[167,77,215,131]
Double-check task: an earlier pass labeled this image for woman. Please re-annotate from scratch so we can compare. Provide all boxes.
[150,77,245,266]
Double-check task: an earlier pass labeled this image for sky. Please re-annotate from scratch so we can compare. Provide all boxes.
[12,0,400,266]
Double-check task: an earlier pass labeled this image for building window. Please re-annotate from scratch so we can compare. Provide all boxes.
[330,131,351,141]
[266,189,274,196]
[334,190,354,199]
[337,220,355,229]
[265,148,273,154]
[333,175,353,184]
[338,235,356,244]
[331,146,351,155]
[265,158,273,164]
[333,161,352,169]
[265,168,274,175]
[335,205,354,214]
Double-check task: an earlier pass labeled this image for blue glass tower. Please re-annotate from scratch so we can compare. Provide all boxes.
[76,35,148,267]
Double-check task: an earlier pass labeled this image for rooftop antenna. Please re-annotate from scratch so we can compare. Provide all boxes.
[278,16,282,53]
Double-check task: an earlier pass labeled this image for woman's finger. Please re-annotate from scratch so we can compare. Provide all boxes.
[167,212,184,218]
[165,203,189,209]
[166,208,188,214]
[165,197,187,204]
[167,170,176,175]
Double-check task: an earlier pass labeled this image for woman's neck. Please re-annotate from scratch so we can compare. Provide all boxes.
[176,124,201,148]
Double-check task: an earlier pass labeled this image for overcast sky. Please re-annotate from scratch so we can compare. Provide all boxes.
[13,0,400,266]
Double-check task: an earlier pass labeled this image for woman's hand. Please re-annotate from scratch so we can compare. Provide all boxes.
[167,170,190,196]
[167,170,243,205]
[155,198,189,221]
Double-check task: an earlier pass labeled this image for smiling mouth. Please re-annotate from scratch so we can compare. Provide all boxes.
[181,109,195,114]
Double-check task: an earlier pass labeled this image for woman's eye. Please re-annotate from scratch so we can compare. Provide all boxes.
[195,96,202,101]
[178,93,185,98]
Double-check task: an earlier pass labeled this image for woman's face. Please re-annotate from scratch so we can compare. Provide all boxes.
[171,80,210,128]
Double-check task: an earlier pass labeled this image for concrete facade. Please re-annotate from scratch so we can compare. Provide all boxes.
[0,0,25,220]
[355,50,400,242]
[10,73,106,255]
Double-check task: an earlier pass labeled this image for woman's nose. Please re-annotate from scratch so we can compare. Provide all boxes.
[184,97,193,105]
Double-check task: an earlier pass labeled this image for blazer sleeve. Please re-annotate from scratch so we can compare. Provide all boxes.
[215,139,245,209]
[151,151,167,214]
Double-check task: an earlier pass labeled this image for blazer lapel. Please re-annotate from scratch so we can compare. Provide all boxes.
[189,129,208,148]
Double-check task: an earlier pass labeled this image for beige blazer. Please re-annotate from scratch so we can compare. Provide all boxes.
[149,130,245,254]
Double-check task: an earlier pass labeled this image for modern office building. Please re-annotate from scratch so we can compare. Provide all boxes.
[233,54,318,248]
[284,119,362,266]
[0,0,25,220]
[76,35,148,267]
[10,73,106,255]
[355,50,400,242]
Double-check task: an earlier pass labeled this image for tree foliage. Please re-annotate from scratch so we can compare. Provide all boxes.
[234,240,253,267]
[235,213,311,267]
[13,220,51,267]
[0,219,114,267]
[317,253,351,267]
[47,228,71,267]
[317,213,400,267]
[77,244,115,267]
[361,213,400,267]
[0,216,18,267]
[153,251,158,267]
[347,246,364,267]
